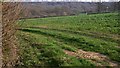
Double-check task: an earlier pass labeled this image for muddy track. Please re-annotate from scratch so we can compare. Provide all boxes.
[64,49,120,67]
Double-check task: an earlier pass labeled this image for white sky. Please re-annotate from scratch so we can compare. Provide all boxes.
[29,0,120,2]
[28,0,120,2]
[3,0,120,2]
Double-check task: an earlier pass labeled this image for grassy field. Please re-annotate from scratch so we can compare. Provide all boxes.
[17,13,120,67]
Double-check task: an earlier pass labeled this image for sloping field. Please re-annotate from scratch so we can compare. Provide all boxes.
[17,13,120,67]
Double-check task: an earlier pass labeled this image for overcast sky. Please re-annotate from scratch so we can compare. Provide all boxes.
[3,0,120,2]
[29,0,120,2]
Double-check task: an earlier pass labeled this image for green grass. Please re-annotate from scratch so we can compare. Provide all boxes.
[17,13,120,67]
[18,13,119,34]
[17,31,95,67]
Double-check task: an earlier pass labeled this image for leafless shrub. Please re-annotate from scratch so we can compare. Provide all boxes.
[2,2,22,67]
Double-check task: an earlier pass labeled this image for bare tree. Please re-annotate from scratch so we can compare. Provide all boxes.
[0,2,2,68]
[2,2,22,67]
[118,1,120,11]
[97,0,102,13]
[112,2,118,12]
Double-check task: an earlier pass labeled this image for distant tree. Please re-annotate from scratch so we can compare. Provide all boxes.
[112,2,118,12]
[118,1,120,11]
[61,6,71,15]
[110,0,119,12]
[97,0,102,13]
[81,5,87,13]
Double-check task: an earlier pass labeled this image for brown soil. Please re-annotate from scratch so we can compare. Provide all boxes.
[64,49,119,66]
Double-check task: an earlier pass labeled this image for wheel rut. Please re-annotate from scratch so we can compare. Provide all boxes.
[64,49,120,66]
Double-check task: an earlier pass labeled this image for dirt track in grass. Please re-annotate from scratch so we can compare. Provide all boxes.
[20,26,120,44]
[64,49,120,66]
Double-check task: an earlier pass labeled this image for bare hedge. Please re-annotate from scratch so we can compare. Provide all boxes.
[2,2,21,67]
